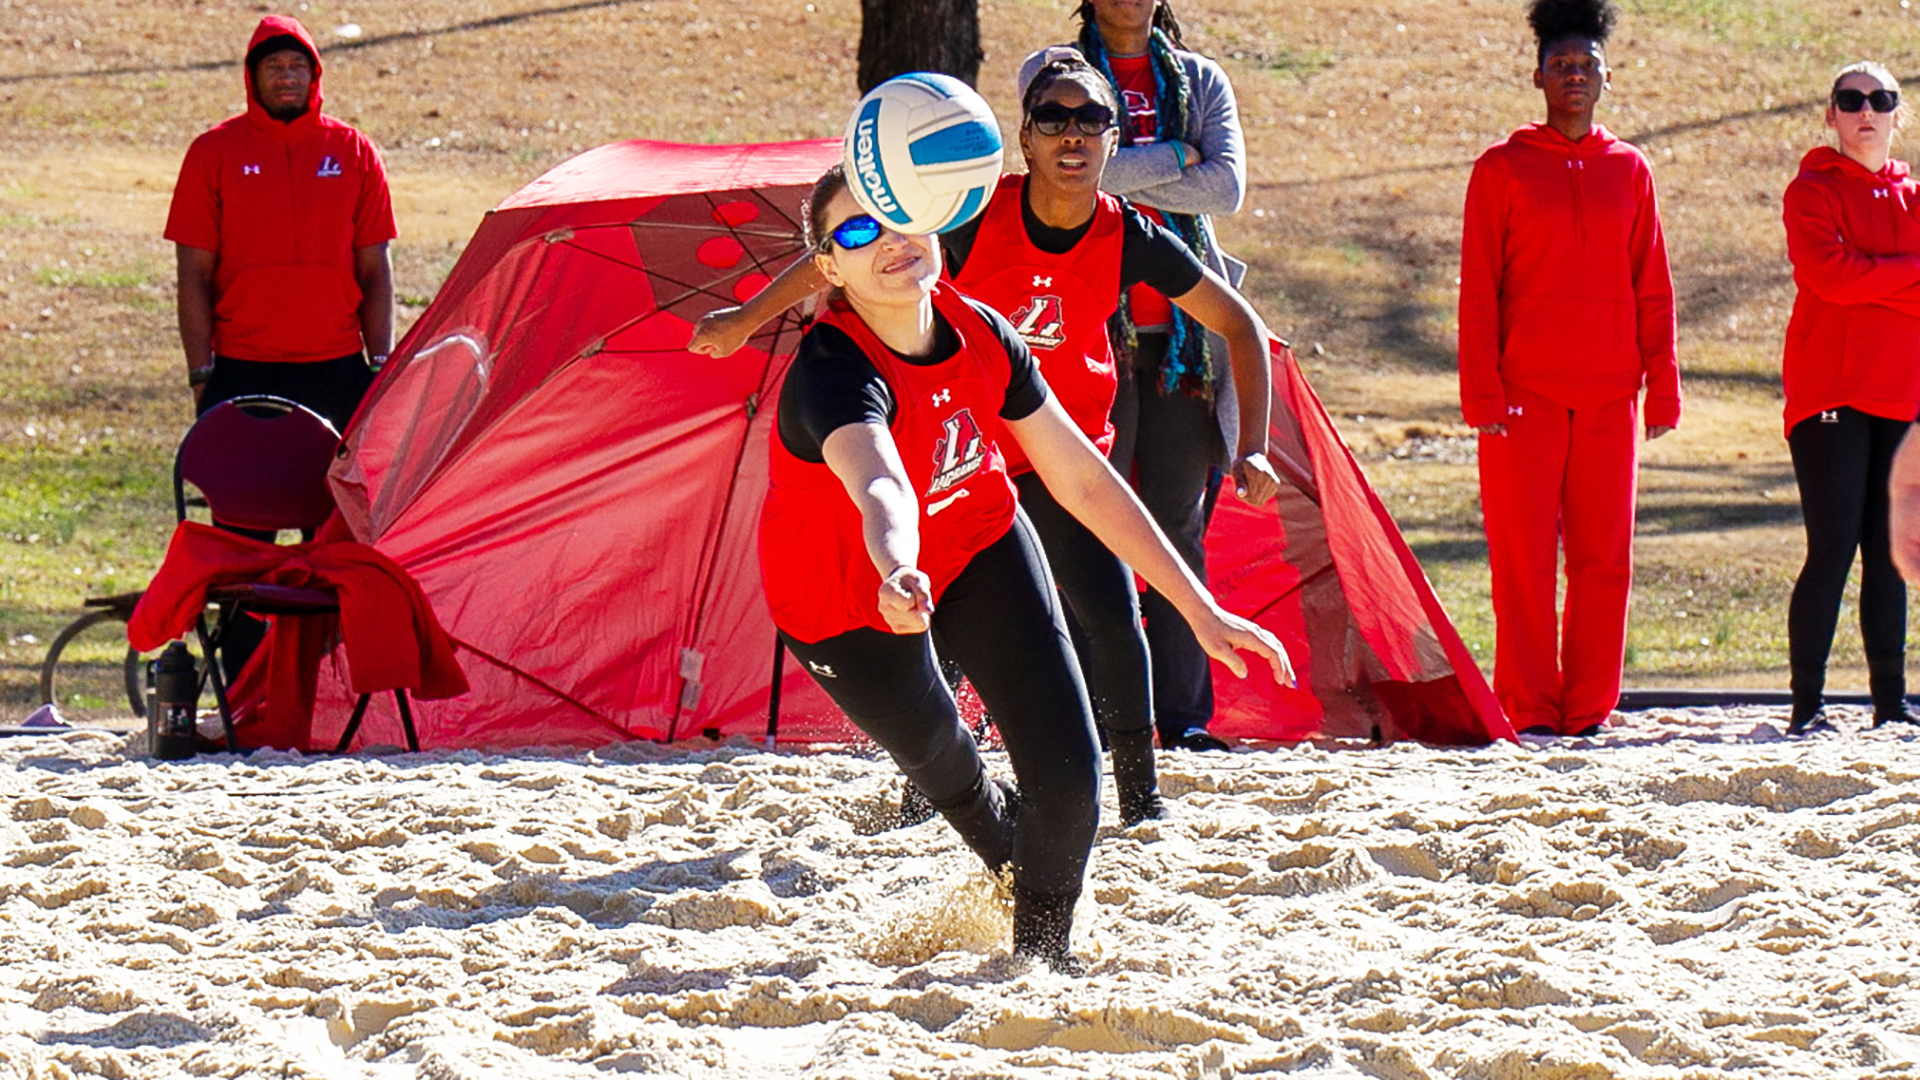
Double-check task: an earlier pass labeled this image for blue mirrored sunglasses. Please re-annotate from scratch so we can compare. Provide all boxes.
[823,214,884,252]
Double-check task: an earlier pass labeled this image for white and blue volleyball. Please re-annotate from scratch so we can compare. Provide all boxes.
[842,72,1002,235]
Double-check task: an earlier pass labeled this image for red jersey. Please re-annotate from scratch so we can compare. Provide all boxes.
[1781,147,1920,433]
[1458,123,1680,429]
[1107,53,1176,331]
[760,282,1020,644]
[165,16,397,364]
[1109,54,1160,143]
[951,174,1123,474]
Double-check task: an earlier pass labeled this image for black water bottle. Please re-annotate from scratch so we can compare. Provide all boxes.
[147,642,198,761]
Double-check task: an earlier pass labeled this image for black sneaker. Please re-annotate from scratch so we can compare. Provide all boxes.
[1872,709,1920,729]
[1786,710,1836,736]
[1518,724,1559,737]
[1117,787,1164,827]
[1162,727,1229,752]
[1012,886,1085,976]
[896,779,938,828]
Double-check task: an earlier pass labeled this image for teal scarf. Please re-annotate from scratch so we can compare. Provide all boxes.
[1077,23,1215,399]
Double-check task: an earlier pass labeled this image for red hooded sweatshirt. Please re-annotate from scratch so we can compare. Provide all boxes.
[1780,147,1920,433]
[1458,123,1680,429]
[165,16,396,363]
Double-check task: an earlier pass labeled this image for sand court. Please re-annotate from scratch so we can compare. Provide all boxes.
[3,710,1917,1078]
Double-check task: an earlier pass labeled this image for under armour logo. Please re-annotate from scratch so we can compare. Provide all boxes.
[315,155,342,178]
[242,164,262,175]
[1873,189,1890,200]
[1507,405,1524,416]
[807,660,837,678]
[1820,410,1841,423]
[932,389,951,406]
[1032,275,1052,287]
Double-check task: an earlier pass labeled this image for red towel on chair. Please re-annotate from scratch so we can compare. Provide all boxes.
[130,519,468,749]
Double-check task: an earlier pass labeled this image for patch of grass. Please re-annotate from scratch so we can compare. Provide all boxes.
[1237,47,1339,80]
[33,261,157,289]
[1624,0,1827,50]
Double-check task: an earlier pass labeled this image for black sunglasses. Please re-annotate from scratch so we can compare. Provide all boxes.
[1834,87,1900,114]
[820,213,883,252]
[1028,102,1116,137]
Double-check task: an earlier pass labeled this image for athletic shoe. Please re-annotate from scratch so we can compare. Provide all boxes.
[1872,709,1920,729]
[1118,788,1164,828]
[1518,724,1559,738]
[1163,727,1229,752]
[895,779,937,829]
[1786,710,1836,737]
[1012,885,1085,976]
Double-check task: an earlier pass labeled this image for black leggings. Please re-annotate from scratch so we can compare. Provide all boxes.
[1107,333,1223,741]
[200,352,376,435]
[1013,471,1153,740]
[1788,407,1910,715]
[781,512,1101,898]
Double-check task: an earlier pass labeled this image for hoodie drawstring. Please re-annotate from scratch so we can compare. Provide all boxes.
[1568,158,1588,250]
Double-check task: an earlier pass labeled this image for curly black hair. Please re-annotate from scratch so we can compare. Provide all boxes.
[1528,0,1617,68]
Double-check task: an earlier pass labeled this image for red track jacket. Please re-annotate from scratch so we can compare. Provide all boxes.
[1781,147,1920,433]
[130,521,467,749]
[1458,123,1681,430]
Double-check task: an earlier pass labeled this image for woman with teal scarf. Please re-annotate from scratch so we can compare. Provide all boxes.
[1018,0,1252,751]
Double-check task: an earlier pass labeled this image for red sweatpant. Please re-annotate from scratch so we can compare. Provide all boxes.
[1478,385,1640,733]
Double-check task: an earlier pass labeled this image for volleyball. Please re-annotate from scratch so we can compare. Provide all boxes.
[842,72,1003,235]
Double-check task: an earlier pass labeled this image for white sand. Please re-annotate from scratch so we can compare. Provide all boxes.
[3,708,1918,1079]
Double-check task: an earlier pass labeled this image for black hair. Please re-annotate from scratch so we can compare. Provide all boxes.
[246,33,313,73]
[1072,1,1186,50]
[1528,0,1617,69]
[1020,55,1121,121]
[803,164,850,252]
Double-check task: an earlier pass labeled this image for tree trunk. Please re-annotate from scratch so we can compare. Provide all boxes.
[857,0,982,91]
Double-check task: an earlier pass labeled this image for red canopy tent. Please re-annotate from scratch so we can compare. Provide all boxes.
[292,138,1509,752]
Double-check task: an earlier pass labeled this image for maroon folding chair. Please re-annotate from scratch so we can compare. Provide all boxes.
[174,395,418,752]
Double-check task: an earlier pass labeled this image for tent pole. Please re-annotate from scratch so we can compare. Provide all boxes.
[765,634,784,749]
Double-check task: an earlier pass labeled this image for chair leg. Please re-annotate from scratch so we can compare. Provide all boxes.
[335,693,373,754]
[393,688,419,752]
[193,615,239,753]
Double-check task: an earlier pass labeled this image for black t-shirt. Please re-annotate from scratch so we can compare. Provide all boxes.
[777,295,1050,464]
[941,186,1206,299]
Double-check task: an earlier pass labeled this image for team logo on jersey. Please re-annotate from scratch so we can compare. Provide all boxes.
[1121,89,1157,140]
[928,408,986,495]
[242,164,262,175]
[316,155,343,178]
[932,388,951,406]
[1032,275,1052,287]
[1010,295,1066,350]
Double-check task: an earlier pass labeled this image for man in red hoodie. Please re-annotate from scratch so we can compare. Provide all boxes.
[166,16,396,435]
[1457,0,1680,737]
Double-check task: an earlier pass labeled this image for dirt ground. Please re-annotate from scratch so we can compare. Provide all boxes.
[5,0,1920,720]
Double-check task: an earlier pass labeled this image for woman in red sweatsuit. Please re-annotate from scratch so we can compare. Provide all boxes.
[1780,61,1920,734]
[1457,0,1679,737]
